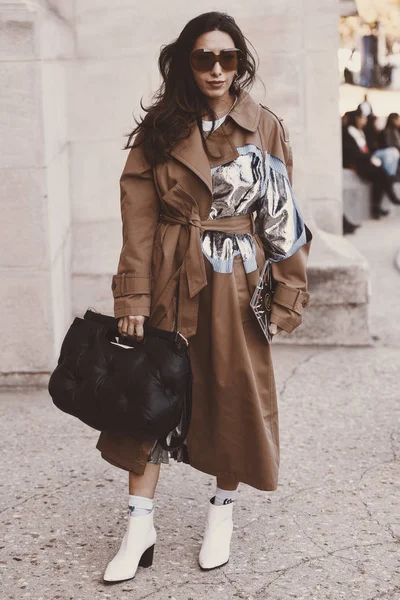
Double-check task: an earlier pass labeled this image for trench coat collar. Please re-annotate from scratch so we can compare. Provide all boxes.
[227,89,262,133]
[169,90,262,193]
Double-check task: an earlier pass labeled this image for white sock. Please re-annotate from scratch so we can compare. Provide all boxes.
[213,486,238,506]
[128,494,154,517]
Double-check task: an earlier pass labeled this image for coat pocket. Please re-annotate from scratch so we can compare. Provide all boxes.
[233,254,254,324]
[153,221,167,252]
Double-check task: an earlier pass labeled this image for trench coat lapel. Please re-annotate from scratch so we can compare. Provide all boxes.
[170,123,213,193]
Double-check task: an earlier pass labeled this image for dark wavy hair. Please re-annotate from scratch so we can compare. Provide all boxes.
[385,112,400,129]
[125,12,258,165]
[347,108,364,128]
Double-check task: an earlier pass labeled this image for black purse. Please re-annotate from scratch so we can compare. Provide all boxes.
[48,308,192,451]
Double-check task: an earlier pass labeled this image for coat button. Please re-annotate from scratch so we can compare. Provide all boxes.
[301,298,308,307]
[111,281,116,290]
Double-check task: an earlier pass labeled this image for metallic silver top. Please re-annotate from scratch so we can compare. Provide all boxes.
[200,144,307,274]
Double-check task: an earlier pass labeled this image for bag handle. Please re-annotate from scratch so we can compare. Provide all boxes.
[83,309,185,345]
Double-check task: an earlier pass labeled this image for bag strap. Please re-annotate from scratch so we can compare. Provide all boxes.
[158,366,193,451]
[158,274,193,451]
[173,270,180,333]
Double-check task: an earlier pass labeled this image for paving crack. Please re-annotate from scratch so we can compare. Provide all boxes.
[136,585,172,600]
[279,485,323,506]
[292,514,327,554]
[369,587,400,600]
[278,350,319,398]
[290,516,389,577]
[0,481,73,515]
[0,467,108,515]
[329,540,387,556]
[254,539,396,599]
[358,460,398,484]
[254,555,327,598]
[223,570,241,593]
[389,429,399,461]
[387,523,400,542]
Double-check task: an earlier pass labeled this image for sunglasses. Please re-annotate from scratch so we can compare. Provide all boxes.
[190,48,243,73]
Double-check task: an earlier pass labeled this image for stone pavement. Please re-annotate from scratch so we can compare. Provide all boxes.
[1,216,400,600]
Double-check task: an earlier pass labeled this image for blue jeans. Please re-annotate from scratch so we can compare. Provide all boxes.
[372,147,400,177]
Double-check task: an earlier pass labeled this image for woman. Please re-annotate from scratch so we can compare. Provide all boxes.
[364,114,383,153]
[97,12,312,583]
[343,108,400,218]
[383,112,400,151]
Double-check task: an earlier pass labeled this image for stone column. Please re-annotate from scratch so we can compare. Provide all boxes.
[0,1,74,385]
[276,0,370,344]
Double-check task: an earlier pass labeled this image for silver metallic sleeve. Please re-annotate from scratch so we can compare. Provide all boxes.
[255,153,308,262]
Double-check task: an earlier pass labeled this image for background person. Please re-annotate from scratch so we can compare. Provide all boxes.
[343,108,400,218]
[363,113,400,179]
[383,112,400,153]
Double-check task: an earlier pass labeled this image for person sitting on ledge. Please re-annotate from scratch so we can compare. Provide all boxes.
[343,108,400,219]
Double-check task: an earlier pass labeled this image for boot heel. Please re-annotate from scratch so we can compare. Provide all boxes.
[138,543,155,568]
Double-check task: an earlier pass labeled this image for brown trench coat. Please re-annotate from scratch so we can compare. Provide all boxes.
[96,91,312,491]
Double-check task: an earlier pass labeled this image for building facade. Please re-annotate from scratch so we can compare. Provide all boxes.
[0,0,370,385]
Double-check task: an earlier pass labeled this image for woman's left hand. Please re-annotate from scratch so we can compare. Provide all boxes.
[268,322,282,337]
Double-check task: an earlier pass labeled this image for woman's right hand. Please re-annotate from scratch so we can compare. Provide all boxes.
[118,315,145,341]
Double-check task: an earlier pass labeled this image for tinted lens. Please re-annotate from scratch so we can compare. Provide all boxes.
[220,50,240,71]
[190,49,242,72]
[190,50,216,72]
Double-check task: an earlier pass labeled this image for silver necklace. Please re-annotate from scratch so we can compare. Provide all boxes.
[214,95,238,119]
[203,95,238,122]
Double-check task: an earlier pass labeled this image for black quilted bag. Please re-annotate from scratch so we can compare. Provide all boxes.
[48,309,192,451]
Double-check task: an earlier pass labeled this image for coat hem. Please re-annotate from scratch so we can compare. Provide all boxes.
[97,443,278,491]
[98,451,147,475]
[188,459,279,492]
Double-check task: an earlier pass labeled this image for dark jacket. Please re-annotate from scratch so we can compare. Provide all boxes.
[342,126,371,170]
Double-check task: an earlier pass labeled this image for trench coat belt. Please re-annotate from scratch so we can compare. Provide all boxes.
[157,211,256,338]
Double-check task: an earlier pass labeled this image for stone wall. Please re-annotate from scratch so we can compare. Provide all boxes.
[0,1,74,384]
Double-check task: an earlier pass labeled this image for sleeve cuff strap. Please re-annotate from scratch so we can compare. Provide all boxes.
[114,305,151,319]
[270,312,301,334]
[111,273,152,297]
[273,283,310,315]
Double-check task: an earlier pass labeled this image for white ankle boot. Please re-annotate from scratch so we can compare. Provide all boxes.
[103,508,156,583]
[199,497,234,570]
